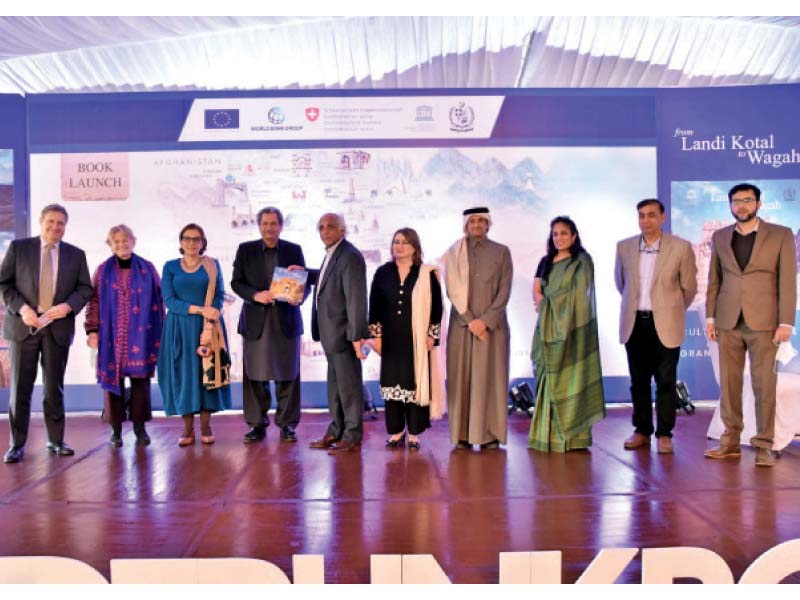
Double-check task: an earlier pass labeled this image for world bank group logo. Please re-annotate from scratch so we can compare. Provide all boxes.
[783,188,797,202]
[204,109,240,129]
[449,102,474,133]
[268,107,286,125]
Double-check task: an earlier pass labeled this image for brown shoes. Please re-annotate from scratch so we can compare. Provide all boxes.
[623,432,650,450]
[327,440,361,455]
[755,448,776,468]
[657,437,674,454]
[704,445,741,459]
[309,435,338,449]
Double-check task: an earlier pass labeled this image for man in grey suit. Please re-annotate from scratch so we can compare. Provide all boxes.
[704,183,796,467]
[0,204,92,463]
[615,199,697,454]
[307,213,369,455]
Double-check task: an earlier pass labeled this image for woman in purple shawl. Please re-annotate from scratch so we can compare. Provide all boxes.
[85,225,165,447]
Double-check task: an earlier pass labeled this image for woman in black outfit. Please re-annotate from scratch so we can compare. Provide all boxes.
[367,228,444,450]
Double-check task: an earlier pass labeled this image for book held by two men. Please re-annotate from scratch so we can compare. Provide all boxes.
[269,267,308,304]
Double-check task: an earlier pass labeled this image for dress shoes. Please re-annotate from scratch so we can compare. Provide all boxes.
[200,434,215,445]
[657,437,674,454]
[3,447,24,463]
[46,442,75,456]
[453,441,471,450]
[243,427,266,443]
[408,440,421,451]
[327,440,361,455]
[309,435,338,449]
[280,426,298,443]
[109,432,123,448]
[385,433,406,448]
[480,440,500,450]
[755,447,776,468]
[178,433,195,447]
[623,432,651,450]
[704,444,741,459]
[134,424,150,447]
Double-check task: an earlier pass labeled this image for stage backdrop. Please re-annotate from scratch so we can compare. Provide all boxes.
[3,85,799,410]
[657,85,800,402]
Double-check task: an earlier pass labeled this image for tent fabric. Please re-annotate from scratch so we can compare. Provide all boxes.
[0,16,797,94]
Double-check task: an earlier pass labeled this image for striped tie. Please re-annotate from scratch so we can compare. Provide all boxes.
[39,244,54,311]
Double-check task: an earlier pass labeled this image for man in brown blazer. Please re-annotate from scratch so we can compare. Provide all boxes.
[615,199,697,454]
[704,183,797,467]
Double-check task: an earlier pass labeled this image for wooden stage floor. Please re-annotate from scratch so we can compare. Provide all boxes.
[0,406,798,583]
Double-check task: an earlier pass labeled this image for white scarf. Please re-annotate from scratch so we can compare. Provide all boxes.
[411,264,445,419]
[443,237,469,315]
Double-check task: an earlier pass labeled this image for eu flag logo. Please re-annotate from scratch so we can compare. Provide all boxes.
[204,109,240,129]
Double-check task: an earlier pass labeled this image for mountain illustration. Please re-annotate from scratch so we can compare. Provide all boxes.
[423,149,544,207]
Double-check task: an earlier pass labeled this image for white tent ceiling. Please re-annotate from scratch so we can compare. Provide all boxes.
[0,16,798,94]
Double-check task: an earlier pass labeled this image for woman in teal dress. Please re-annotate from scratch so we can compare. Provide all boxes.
[529,216,606,452]
[158,223,231,446]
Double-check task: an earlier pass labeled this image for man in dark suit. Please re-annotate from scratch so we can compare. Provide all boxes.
[0,204,92,463]
[704,183,797,467]
[307,213,368,455]
[231,207,307,443]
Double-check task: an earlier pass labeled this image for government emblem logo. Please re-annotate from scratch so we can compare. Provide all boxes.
[449,102,474,132]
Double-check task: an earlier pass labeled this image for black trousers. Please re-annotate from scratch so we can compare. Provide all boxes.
[385,401,431,436]
[104,377,153,427]
[324,349,364,444]
[7,328,70,448]
[242,371,301,429]
[624,313,680,438]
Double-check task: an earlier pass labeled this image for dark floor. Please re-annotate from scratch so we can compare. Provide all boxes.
[0,406,798,583]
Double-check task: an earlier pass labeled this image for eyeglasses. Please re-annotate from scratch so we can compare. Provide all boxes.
[731,198,757,206]
[181,236,203,243]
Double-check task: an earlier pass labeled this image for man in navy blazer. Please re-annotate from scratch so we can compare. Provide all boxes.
[307,213,369,454]
[231,207,309,443]
[0,204,91,463]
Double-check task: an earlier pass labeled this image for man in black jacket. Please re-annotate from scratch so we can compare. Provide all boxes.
[231,207,308,443]
[0,204,92,463]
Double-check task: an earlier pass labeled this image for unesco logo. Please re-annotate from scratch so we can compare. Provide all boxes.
[268,107,286,125]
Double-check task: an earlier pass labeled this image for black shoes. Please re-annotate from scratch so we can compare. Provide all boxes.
[454,440,471,450]
[243,427,267,443]
[110,425,123,448]
[280,426,297,443]
[46,442,75,456]
[385,434,406,448]
[110,425,150,447]
[480,441,500,450]
[133,424,151,446]
[3,447,24,463]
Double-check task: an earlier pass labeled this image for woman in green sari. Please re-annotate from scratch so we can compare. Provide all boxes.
[529,216,606,452]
